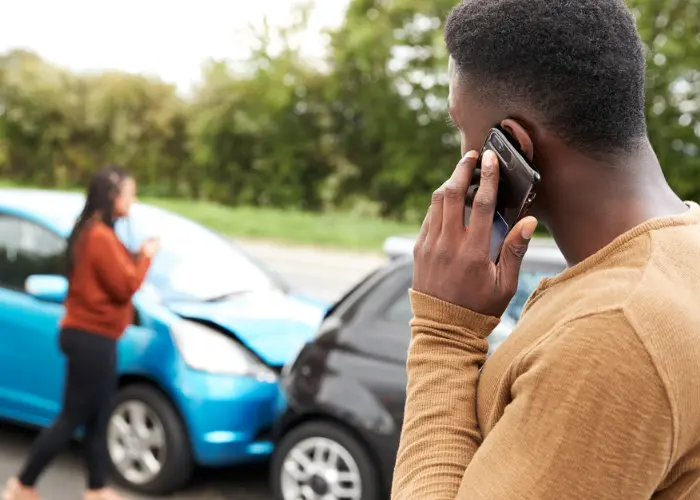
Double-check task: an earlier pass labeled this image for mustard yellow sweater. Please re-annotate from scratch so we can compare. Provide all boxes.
[392,204,700,500]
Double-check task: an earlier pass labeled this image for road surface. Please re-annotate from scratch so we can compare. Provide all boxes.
[0,241,387,499]
[240,239,386,303]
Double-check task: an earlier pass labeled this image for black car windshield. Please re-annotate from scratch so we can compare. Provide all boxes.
[114,204,283,302]
[505,270,553,323]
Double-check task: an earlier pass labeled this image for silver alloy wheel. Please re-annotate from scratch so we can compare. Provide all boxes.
[108,400,167,485]
[281,436,362,500]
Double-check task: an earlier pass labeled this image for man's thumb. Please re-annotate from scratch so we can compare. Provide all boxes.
[499,216,538,278]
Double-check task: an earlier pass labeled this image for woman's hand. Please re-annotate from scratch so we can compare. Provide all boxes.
[412,149,538,318]
[139,237,161,259]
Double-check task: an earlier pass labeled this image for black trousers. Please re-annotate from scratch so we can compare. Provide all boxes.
[18,328,118,490]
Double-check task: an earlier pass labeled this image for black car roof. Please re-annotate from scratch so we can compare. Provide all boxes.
[330,244,566,320]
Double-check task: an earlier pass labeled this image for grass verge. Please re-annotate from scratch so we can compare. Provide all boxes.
[147,198,418,251]
[0,183,419,251]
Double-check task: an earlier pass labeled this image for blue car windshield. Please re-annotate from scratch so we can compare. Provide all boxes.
[114,205,281,302]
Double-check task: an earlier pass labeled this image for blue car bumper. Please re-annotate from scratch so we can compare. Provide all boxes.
[174,368,280,466]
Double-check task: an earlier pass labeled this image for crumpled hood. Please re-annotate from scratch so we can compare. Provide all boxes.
[166,290,328,366]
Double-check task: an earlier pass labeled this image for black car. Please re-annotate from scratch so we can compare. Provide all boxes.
[271,241,566,500]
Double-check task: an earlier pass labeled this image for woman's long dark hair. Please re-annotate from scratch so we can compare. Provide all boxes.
[66,165,131,277]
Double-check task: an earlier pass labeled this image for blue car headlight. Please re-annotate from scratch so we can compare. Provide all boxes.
[170,320,277,383]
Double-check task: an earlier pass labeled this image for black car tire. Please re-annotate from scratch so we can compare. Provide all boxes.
[271,420,380,500]
[107,384,194,495]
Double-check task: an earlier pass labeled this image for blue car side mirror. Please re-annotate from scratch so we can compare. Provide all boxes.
[25,274,69,303]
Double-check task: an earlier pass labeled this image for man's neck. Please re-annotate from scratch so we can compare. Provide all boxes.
[544,144,687,267]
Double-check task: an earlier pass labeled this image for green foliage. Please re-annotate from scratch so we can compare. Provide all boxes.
[631,0,700,199]
[0,0,698,223]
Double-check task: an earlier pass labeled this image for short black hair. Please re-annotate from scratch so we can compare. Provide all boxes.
[445,0,647,154]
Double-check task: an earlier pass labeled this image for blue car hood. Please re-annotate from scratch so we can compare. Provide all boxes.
[166,290,328,366]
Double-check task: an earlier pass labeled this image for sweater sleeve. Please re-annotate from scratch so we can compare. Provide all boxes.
[86,226,152,304]
[392,290,497,500]
[391,294,673,500]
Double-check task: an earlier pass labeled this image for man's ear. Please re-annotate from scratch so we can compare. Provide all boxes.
[501,118,534,162]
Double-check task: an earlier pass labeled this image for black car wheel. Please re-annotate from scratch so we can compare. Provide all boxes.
[107,384,194,495]
[271,421,379,500]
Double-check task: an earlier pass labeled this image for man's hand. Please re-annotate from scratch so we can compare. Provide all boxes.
[412,149,538,318]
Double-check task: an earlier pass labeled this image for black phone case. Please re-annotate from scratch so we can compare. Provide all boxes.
[465,127,540,260]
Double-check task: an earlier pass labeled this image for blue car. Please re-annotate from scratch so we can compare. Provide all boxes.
[0,188,328,494]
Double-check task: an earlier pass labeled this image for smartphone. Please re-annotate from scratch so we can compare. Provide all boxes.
[464,126,540,262]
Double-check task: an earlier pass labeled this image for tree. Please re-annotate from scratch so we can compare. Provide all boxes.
[326,0,458,219]
[0,0,697,221]
[0,50,187,193]
[632,0,700,199]
[188,7,334,209]
[326,0,700,218]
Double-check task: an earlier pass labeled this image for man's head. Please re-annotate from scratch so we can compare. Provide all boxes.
[445,0,647,168]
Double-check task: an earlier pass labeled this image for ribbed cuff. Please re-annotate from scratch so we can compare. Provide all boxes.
[409,289,500,339]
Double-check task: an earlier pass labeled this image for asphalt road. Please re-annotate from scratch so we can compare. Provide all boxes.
[0,242,387,500]
[240,239,386,303]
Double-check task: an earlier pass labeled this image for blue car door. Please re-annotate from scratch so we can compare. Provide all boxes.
[0,213,68,426]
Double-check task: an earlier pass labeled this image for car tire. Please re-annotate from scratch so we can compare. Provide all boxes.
[107,384,194,495]
[271,421,379,500]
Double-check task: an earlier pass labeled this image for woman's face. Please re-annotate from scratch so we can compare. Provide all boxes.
[113,177,137,217]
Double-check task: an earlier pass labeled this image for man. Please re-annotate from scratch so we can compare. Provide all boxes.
[391,1,700,499]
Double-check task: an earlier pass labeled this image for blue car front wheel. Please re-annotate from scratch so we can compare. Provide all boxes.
[107,384,194,494]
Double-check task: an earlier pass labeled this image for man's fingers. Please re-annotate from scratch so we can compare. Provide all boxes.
[427,183,446,241]
[416,205,431,245]
[443,150,479,237]
[497,216,538,293]
[466,150,499,254]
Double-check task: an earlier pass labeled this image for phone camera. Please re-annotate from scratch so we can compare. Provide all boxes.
[490,135,512,164]
[490,135,502,151]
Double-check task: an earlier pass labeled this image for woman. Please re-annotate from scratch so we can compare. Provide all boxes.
[3,165,160,500]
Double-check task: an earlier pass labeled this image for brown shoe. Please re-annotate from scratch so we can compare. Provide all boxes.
[1,478,39,500]
[83,488,129,500]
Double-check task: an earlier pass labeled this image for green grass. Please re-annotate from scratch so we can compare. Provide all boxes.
[146,198,418,251]
[4,182,551,250]
[0,182,419,251]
